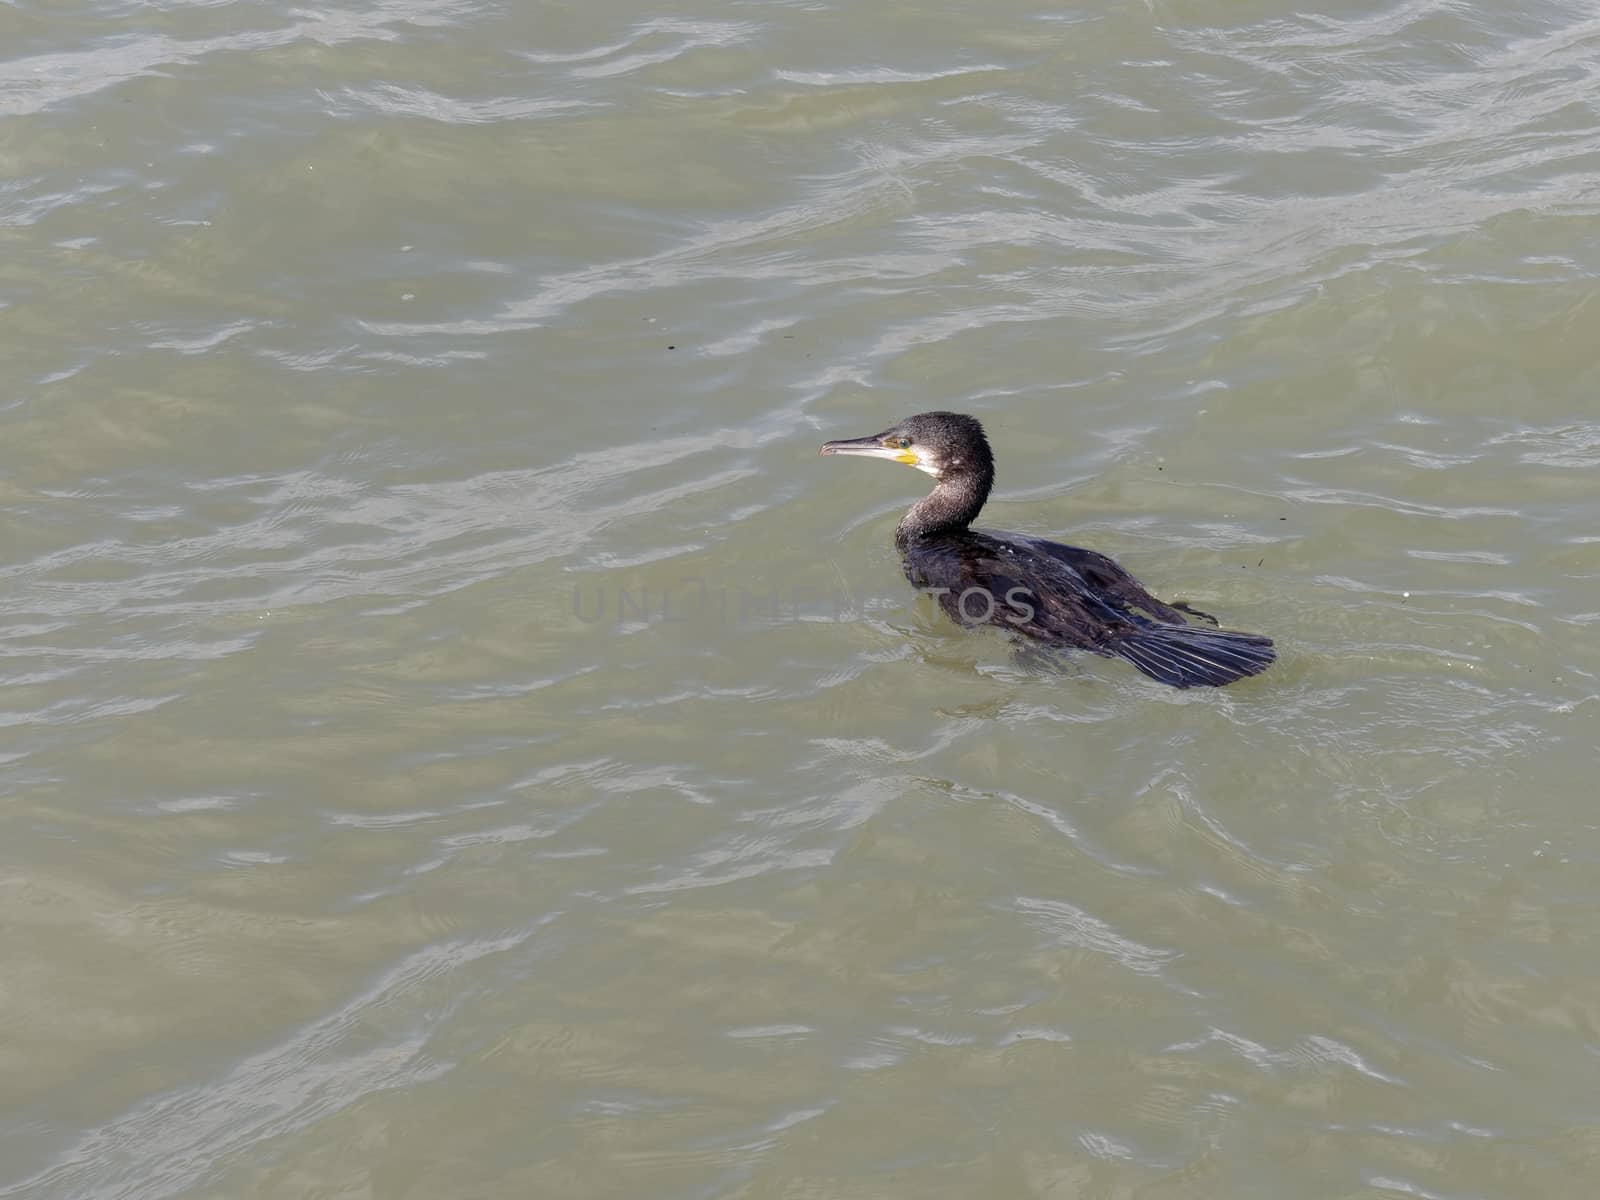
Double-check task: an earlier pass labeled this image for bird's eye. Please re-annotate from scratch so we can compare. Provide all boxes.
[898,437,912,449]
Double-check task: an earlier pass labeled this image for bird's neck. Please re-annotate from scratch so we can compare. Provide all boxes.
[895,470,991,545]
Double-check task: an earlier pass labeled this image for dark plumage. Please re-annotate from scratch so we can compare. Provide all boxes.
[820,411,1274,689]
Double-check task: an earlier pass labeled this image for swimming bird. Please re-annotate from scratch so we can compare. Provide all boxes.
[820,411,1274,688]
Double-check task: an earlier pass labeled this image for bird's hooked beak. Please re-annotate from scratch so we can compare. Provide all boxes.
[818,433,918,467]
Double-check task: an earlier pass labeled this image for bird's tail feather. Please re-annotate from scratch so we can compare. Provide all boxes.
[1111,623,1275,689]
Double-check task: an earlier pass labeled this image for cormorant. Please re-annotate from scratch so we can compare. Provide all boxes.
[820,411,1274,688]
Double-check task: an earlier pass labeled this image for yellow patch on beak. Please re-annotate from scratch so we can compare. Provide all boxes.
[893,450,917,465]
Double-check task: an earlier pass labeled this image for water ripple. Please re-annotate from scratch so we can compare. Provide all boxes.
[3,924,548,1200]
[0,1,489,116]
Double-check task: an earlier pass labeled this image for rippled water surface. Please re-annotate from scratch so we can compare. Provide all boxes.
[4,1,1600,1196]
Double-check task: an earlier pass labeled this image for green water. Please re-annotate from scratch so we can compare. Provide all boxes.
[4,1,1599,1196]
